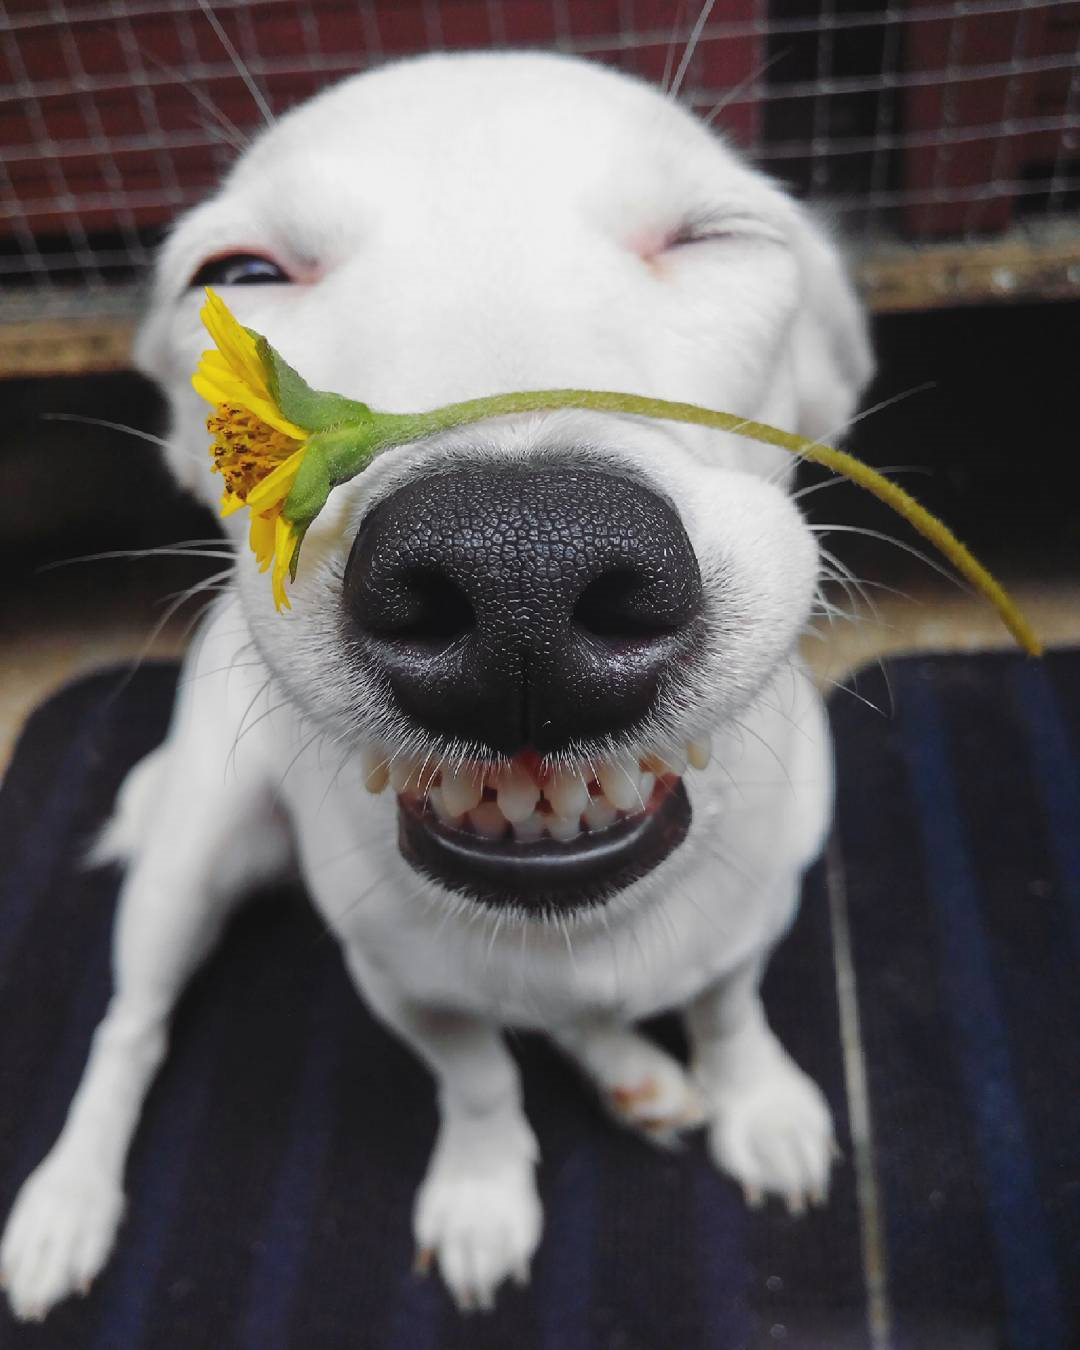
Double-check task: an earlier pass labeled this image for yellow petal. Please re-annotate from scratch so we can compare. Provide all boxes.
[271,515,296,612]
[200,288,271,397]
[193,367,306,440]
[249,511,277,571]
[245,446,307,512]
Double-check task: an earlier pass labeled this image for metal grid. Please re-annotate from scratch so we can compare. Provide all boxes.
[1,0,1079,327]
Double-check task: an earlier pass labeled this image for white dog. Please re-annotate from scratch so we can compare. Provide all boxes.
[1,50,872,1318]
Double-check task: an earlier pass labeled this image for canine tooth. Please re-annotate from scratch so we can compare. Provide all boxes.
[496,764,540,823]
[469,801,508,840]
[584,796,618,831]
[638,771,656,804]
[544,770,588,820]
[440,765,483,816]
[428,786,463,827]
[361,747,389,794]
[389,755,421,793]
[546,814,581,842]
[643,744,688,777]
[687,735,712,771]
[596,759,645,812]
[512,813,545,842]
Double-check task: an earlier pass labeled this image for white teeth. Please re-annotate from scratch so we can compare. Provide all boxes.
[547,813,581,842]
[512,813,545,842]
[388,755,420,793]
[596,757,645,812]
[361,746,389,794]
[583,795,618,831]
[428,785,463,827]
[440,764,483,816]
[468,801,508,839]
[544,770,589,821]
[687,735,712,771]
[643,744,688,777]
[378,734,707,839]
[496,763,540,823]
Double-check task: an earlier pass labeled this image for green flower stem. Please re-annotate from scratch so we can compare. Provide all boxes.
[282,388,1041,657]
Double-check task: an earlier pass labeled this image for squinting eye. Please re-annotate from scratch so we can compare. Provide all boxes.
[189,253,291,287]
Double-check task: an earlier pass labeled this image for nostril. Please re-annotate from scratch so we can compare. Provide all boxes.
[573,570,680,642]
[369,567,475,650]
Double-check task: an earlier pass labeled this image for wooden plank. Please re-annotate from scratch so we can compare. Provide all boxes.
[0,316,137,378]
[857,235,1080,312]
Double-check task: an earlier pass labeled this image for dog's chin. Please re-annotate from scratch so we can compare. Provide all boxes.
[398,777,691,915]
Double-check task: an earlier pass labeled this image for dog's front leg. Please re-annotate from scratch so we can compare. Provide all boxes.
[687,936,836,1213]
[1,612,284,1321]
[344,951,540,1312]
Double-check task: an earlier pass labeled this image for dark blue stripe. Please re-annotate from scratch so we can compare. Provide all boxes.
[239,977,345,1350]
[6,923,112,1190]
[90,993,221,1349]
[896,667,1066,1350]
[380,1257,442,1350]
[695,1165,751,1350]
[535,1143,598,1350]
[1009,662,1080,956]
[0,703,111,975]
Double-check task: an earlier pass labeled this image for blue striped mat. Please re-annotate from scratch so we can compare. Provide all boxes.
[0,652,1077,1349]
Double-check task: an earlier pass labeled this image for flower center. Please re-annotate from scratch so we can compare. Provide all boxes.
[208,403,299,502]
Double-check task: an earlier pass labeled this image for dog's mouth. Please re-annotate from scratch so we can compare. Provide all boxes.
[362,742,709,913]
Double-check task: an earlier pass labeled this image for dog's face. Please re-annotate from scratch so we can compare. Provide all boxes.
[137,52,871,916]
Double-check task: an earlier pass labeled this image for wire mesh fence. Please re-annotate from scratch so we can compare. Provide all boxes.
[2,0,1079,333]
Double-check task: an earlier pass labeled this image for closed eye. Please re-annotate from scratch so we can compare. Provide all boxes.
[666,211,784,250]
[188,253,293,287]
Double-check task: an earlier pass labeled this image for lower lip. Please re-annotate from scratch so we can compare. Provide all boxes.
[397,780,691,914]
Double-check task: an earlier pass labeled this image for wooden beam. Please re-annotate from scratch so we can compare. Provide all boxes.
[0,315,137,378]
[856,234,1080,313]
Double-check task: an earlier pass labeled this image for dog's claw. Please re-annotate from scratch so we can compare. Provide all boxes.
[413,1246,434,1278]
[743,1184,764,1209]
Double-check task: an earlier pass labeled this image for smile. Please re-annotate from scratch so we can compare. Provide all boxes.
[361,742,710,912]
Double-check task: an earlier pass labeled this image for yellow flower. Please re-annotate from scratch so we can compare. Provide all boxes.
[193,288,307,610]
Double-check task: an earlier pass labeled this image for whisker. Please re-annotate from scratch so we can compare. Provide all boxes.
[41,542,232,572]
[660,0,690,95]
[669,0,718,102]
[701,49,787,128]
[42,413,171,448]
[809,523,969,591]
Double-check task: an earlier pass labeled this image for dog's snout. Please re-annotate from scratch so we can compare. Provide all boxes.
[344,463,703,754]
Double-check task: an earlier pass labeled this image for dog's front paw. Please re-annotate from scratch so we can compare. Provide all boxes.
[414,1119,541,1313]
[699,1048,835,1214]
[0,1155,125,1321]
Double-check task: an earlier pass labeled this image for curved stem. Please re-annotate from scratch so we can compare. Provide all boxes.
[371,389,1041,657]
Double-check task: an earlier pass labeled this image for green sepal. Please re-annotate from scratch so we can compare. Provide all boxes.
[253,333,371,433]
[281,418,405,531]
[281,433,333,528]
[287,522,308,583]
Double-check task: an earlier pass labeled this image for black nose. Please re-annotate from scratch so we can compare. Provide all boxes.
[344,463,703,755]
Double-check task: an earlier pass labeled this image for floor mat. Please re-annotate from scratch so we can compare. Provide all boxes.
[0,652,1076,1349]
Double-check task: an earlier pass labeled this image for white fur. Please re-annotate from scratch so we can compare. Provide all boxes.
[1,51,871,1319]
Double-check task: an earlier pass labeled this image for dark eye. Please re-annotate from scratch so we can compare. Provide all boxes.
[189,253,291,287]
